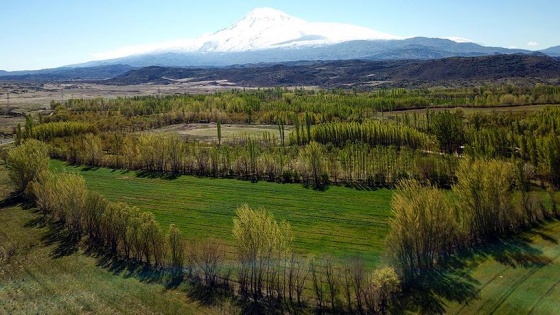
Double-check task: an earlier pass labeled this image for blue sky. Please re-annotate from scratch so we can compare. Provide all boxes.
[2,0,558,71]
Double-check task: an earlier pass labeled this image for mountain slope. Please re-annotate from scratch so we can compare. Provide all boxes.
[391,54,560,80]
[82,37,533,69]
[3,7,558,77]
[107,54,560,87]
[82,7,539,68]
[541,45,560,57]
[97,7,402,58]
[0,65,135,81]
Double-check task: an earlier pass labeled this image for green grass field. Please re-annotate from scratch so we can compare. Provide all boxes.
[3,160,560,313]
[149,123,294,143]
[0,165,223,315]
[444,221,560,314]
[0,206,223,315]
[51,160,393,265]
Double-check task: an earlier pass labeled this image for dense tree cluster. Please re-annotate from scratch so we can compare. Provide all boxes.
[43,85,560,132]
[387,159,559,284]
[45,131,454,189]
[20,86,558,191]
[294,120,428,150]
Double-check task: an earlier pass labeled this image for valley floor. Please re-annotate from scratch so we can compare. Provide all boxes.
[1,161,560,314]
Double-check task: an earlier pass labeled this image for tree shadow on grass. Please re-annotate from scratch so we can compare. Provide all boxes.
[344,182,378,191]
[23,209,48,228]
[0,192,35,210]
[534,230,559,245]
[164,274,184,290]
[136,170,179,180]
[40,220,80,259]
[472,234,550,268]
[398,233,551,314]
[80,166,100,172]
[91,251,165,284]
[397,269,480,314]
[186,281,232,307]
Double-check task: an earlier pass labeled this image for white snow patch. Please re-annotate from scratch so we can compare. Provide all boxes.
[443,36,473,43]
[92,7,403,60]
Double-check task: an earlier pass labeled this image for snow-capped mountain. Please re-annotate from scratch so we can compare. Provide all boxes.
[95,8,404,59]
[10,7,556,75]
[86,7,549,68]
[189,8,403,52]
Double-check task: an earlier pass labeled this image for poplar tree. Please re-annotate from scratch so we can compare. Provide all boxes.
[6,139,49,194]
[232,204,292,300]
[385,180,457,282]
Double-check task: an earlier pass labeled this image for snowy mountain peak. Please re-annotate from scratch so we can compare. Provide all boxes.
[93,7,404,59]
[192,7,402,53]
[241,7,296,23]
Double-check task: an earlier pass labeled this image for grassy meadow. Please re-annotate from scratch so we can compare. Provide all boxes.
[51,160,393,265]
[150,123,294,143]
[1,155,559,314]
[0,165,223,315]
[445,221,560,314]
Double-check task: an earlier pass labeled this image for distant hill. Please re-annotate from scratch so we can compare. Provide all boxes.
[106,54,560,88]
[541,45,560,57]
[79,37,534,69]
[2,54,558,88]
[390,54,560,81]
[0,64,135,81]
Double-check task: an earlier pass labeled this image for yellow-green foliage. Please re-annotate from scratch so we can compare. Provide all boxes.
[6,139,50,194]
[294,120,429,150]
[454,159,517,242]
[385,180,457,281]
[30,171,88,234]
[167,224,185,272]
[364,266,401,314]
[31,121,96,141]
[232,204,292,298]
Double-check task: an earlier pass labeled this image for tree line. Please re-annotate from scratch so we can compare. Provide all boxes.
[24,107,560,190]
[42,130,454,189]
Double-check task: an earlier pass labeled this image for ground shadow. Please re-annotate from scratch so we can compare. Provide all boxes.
[80,166,100,172]
[535,230,559,245]
[0,192,35,210]
[136,170,179,180]
[343,182,378,191]
[40,220,80,258]
[0,193,25,208]
[186,281,232,306]
[398,232,551,314]
[472,234,550,268]
[23,209,48,228]
[164,274,184,290]
[91,251,165,284]
[110,169,131,174]
[398,268,480,314]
